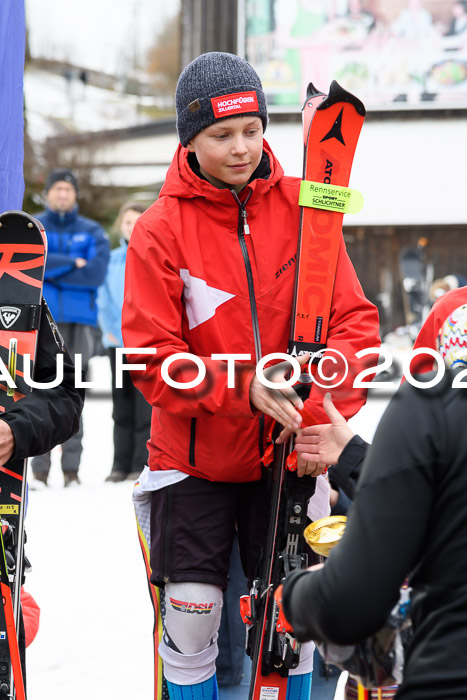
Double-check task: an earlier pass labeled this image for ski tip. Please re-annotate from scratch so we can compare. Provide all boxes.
[302,82,326,109]
[0,210,33,218]
[317,80,366,117]
[0,210,42,227]
[0,210,44,235]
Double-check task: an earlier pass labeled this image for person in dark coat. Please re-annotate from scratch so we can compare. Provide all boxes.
[31,169,109,488]
[282,301,467,700]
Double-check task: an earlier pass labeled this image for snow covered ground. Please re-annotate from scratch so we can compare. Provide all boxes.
[22,355,395,700]
[24,356,155,699]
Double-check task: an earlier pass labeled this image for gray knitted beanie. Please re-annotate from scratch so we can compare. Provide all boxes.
[175,52,268,147]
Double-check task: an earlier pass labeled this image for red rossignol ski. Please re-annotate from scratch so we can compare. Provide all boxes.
[242,82,366,700]
[0,211,47,700]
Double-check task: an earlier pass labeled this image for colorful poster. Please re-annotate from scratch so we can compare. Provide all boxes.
[245,0,467,108]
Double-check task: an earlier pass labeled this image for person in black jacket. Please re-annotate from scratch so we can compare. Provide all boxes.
[0,300,84,465]
[289,290,467,496]
[0,298,84,688]
[281,304,467,699]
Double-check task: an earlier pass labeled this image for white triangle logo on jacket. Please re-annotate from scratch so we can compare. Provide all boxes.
[180,269,235,330]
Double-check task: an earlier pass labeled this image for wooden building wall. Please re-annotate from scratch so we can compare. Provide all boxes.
[344,225,467,336]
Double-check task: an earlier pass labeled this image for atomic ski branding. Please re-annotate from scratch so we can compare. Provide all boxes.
[323,158,334,183]
[320,107,346,145]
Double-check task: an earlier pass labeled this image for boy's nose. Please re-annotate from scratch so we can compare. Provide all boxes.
[231,135,248,154]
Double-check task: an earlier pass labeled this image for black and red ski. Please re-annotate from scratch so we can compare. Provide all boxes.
[242,81,366,700]
[0,210,47,700]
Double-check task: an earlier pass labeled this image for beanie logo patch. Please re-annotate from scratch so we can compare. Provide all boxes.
[211,91,259,119]
[189,99,201,113]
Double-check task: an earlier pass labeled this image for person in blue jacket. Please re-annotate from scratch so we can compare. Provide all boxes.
[31,168,110,488]
[97,201,151,482]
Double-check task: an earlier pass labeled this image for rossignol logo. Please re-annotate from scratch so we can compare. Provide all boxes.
[169,597,214,615]
[211,91,259,118]
[0,306,21,329]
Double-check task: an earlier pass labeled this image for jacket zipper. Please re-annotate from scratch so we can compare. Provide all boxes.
[189,417,196,467]
[58,215,65,321]
[231,190,261,362]
[231,189,264,456]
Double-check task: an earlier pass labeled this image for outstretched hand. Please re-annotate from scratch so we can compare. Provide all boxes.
[293,392,354,465]
[249,354,309,432]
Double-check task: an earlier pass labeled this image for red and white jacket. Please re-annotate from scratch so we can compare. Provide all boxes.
[122,142,380,482]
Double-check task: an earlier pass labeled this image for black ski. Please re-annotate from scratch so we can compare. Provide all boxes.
[0,211,47,700]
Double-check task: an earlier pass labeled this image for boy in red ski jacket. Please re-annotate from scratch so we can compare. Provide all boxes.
[122,52,380,700]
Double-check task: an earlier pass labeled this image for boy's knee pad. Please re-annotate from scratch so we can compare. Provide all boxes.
[159,582,222,685]
[163,582,223,655]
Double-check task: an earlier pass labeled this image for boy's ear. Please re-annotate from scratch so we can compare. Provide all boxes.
[186,140,195,153]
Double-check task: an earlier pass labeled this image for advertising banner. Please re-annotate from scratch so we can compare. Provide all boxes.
[244,0,467,109]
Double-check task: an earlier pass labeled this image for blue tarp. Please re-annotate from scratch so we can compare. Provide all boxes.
[0,0,25,212]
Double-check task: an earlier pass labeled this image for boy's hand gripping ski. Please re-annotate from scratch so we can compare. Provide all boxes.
[244,82,365,700]
[0,211,47,700]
